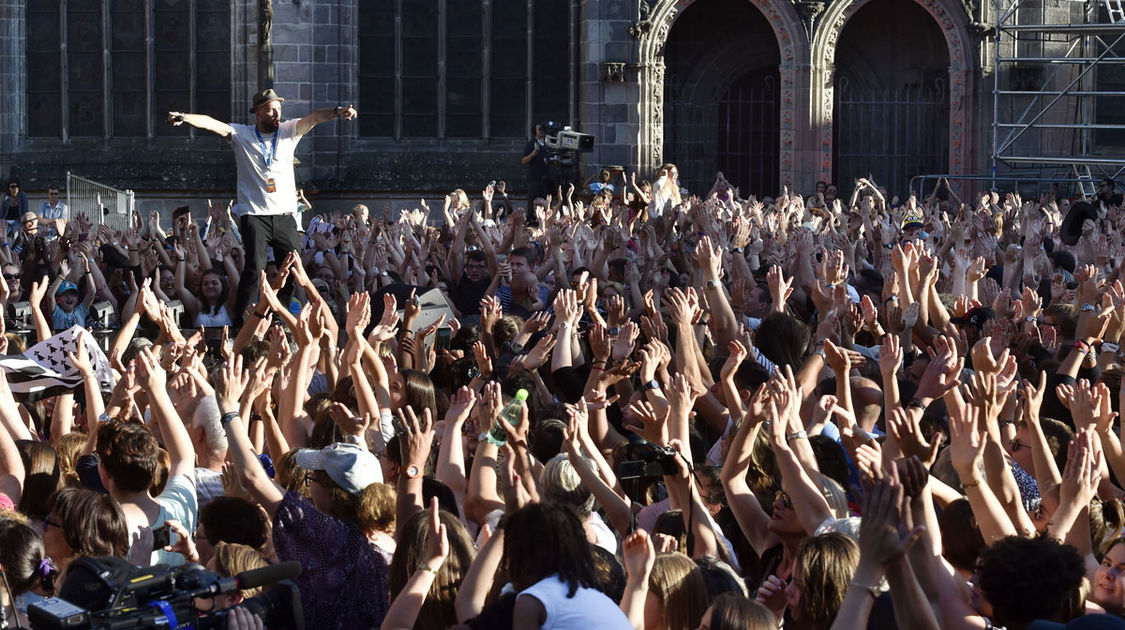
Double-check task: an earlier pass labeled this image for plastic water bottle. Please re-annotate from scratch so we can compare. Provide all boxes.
[487,389,529,446]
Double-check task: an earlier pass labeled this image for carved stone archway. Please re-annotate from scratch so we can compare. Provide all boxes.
[637,0,808,190]
[810,0,975,185]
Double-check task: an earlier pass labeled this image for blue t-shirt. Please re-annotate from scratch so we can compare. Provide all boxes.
[52,303,88,330]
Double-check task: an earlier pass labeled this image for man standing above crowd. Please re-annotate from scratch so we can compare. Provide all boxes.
[168,89,357,324]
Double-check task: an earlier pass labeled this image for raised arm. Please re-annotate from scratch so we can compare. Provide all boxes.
[296,104,357,136]
[168,112,233,138]
[214,355,285,516]
[28,275,52,342]
[436,387,476,516]
[135,347,196,479]
[719,385,776,555]
[0,369,28,503]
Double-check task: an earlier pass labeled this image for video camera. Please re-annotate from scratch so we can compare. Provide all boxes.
[28,556,304,630]
[540,121,594,153]
[618,437,680,480]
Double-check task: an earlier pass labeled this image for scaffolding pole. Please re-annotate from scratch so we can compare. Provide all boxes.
[991,0,1125,192]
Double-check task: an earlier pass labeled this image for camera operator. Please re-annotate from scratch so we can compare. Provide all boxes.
[522,123,550,207]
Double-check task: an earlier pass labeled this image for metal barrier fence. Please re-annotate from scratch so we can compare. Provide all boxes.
[908,173,1096,200]
[66,172,135,233]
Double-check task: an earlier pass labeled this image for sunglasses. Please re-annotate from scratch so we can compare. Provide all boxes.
[775,490,793,509]
[3,273,20,280]
[43,515,58,529]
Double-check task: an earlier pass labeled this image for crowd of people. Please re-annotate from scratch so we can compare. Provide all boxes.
[5,99,1125,630]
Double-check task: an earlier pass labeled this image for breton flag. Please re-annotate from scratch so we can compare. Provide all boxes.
[0,326,115,401]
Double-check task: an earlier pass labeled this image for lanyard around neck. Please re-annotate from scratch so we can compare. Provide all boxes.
[255,126,279,170]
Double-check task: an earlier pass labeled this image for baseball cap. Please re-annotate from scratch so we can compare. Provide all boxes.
[950,306,995,329]
[294,442,382,495]
[56,281,79,296]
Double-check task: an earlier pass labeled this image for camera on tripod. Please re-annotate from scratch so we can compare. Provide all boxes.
[28,555,304,630]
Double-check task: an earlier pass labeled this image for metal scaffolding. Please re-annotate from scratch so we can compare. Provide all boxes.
[992,0,1125,193]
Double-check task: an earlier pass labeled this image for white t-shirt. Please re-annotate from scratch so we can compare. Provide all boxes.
[228,120,303,217]
[519,575,633,630]
[125,473,199,567]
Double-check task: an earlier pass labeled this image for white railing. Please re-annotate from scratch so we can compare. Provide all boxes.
[66,172,135,233]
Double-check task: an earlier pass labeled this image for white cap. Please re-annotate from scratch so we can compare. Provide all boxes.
[294,442,382,495]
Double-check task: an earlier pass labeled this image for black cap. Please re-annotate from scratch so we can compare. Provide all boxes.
[1060,201,1097,246]
[950,306,995,329]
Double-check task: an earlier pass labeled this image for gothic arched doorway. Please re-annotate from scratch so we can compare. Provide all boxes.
[832,0,950,199]
[664,0,781,196]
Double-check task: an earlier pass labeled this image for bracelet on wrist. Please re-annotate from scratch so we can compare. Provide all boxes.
[961,476,982,490]
[220,411,239,428]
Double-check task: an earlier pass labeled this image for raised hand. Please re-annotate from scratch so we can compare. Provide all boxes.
[624,400,669,446]
[887,407,942,466]
[422,497,449,570]
[522,334,557,371]
[858,473,923,568]
[397,405,435,471]
[135,347,168,393]
[214,355,250,411]
[948,404,985,486]
[611,320,639,362]
[621,529,656,582]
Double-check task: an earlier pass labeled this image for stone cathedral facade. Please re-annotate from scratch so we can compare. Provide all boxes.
[0,0,1118,201]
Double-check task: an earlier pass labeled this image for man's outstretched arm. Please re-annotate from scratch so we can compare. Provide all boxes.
[296,104,357,136]
[168,112,233,138]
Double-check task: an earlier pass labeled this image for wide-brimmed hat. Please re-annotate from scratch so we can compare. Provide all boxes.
[249,88,285,113]
[294,442,381,495]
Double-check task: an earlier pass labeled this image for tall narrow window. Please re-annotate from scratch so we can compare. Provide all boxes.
[490,0,528,138]
[111,0,147,137]
[154,0,191,137]
[67,0,106,137]
[532,0,570,127]
[446,1,483,138]
[402,3,439,137]
[195,0,232,122]
[27,2,61,138]
[357,4,396,137]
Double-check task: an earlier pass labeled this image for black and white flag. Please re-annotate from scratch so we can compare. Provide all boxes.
[0,326,115,401]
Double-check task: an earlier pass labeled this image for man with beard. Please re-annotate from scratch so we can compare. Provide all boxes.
[167,90,357,324]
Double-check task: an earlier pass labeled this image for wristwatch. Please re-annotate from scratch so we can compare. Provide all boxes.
[644,379,661,391]
[404,464,422,479]
[705,279,721,290]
